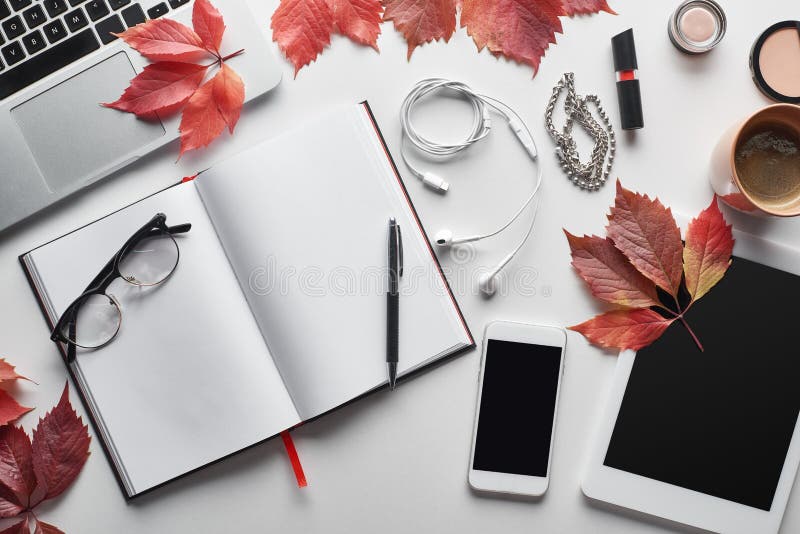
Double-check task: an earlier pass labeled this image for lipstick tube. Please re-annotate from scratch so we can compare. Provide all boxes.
[611,28,644,130]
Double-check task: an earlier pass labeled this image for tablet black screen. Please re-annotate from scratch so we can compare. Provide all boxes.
[604,256,800,511]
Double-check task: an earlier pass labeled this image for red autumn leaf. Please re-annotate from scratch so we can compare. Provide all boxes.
[0,391,32,429]
[606,180,684,298]
[570,308,674,351]
[0,426,36,508]
[31,383,90,503]
[0,360,30,384]
[683,197,734,303]
[0,495,23,519]
[564,231,660,308]
[271,0,335,74]
[115,18,210,63]
[102,62,209,118]
[34,521,64,534]
[193,0,226,54]
[382,0,457,59]
[0,517,28,534]
[212,62,244,133]
[461,0,564,74]
[561,0,615,16]
[108,0,245,155]
[179,62,243,155]
[331,0,383,50]
[567,180,731,353]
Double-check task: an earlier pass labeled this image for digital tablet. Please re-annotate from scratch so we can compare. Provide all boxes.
[583,229,800,534]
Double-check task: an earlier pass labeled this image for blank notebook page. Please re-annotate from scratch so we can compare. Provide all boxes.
[27,184,299,495]
[196,104,471,420]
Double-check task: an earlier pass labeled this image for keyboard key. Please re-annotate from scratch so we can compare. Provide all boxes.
[42,18,66,43]
[21,29,44,53]
[64,8,87,31]
[44,0,68,17]
[0,29,99,99]
[8,0,30,11]
[108,0,129,9]
[2,15,23,39]
[22,4,44,28]
[68,0,86,6]
[0,0,10,20]
[146,2,166,19]
[85,0,108,20]
[168,0,189,8]
[120,3,143,26]
[95,13,122,44]
[1,40,23,65]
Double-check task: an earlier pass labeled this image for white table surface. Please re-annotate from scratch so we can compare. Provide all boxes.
[3,0,800,532]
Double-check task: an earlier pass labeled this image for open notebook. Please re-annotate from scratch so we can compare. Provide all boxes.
[20,103,474,498]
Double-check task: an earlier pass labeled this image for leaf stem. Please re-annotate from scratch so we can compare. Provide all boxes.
[220,48,245,63]
[677,314,704,352]
[657,305,679,318]
[672,294,683,314]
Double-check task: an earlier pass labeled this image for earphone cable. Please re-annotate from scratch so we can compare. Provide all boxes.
[400,78,542,242]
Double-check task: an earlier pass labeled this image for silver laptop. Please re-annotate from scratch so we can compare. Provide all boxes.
[0,0,281,232]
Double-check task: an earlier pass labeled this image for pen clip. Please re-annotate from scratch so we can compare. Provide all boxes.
[397,225,403,277]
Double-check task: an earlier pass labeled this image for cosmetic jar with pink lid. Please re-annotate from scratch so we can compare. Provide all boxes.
[668,0,726,54]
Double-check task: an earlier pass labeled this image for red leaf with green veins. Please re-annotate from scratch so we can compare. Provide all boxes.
[607,180,684,297]
[570,308,674,351]
[683,197,734,303]
[565,231,660,308]
[31,383,90,502]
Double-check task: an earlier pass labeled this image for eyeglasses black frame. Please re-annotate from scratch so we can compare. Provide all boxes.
[50,213,191,361]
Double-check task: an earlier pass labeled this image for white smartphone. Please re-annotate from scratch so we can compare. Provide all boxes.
[468,321,566,496]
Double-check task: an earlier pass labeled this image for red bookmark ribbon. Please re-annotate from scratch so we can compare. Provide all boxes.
[281,430,307,488]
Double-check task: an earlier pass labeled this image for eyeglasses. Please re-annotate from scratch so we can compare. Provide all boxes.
[51,213,191,361]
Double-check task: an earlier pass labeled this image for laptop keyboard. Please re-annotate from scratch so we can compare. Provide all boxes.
[0,0,192,100]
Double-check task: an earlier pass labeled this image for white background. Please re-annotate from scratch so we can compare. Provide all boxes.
[2,0,800,532]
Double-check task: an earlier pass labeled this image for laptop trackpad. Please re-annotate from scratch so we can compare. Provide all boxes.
[11,52,166,193]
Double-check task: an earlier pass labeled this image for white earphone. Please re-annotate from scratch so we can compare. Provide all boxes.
[400,79,543,296]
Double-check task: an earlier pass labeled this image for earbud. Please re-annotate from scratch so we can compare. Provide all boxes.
[478,251,516,296]
[434,229,482,248]
[478,272,497,296]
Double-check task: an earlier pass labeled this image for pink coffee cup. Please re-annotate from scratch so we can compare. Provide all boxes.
[710,103,800,216]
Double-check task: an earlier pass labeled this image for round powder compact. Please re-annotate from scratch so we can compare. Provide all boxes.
[750,21,800,104]
[668,0,726,54]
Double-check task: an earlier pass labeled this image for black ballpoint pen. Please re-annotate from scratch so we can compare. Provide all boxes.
[387,217,403,390]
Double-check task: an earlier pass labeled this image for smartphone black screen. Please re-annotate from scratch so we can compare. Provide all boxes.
[604,256,800,511]
[472,339,562,477]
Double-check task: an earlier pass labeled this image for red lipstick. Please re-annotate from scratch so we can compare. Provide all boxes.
[612,29,644,130]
